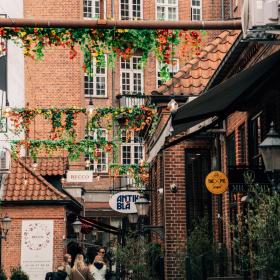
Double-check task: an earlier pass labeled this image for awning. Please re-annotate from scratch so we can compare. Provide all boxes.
[172,49,280,128]
[79,216,120,235]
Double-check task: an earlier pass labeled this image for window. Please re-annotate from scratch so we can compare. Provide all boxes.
[156,0,178,21]
[157,58,179,87]
[121,131,144,164]
[120,56,144,95]
[0,149,8,171]
[83,0,103,18]
[84,57,107,97]
[120,0,142,20]
[227,132,236,166]
[249,113,263,166]
[191,0,202,21]
[238,125,247,165]
[85,129,108,172]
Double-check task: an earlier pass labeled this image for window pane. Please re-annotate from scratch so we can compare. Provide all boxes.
[120,0,130,20]
[227,133,236,166]
[96,149,107,172]
[121,72,130,94]
[132,0,141,19]
[134,145,143,164]
[157,6,165,20]
[168,7,177,20]
[96,76,106,96]
[84,0,93,18]
[132,57,141,70]
[133,73,142,94]
[122,146,131,164]
[84,74,94,96]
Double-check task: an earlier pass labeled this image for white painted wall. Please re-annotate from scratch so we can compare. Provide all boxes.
[0,0,24,163]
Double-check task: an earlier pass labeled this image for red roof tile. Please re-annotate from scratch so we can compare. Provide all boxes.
[24,157,68,176]
[2,159,67,201]
[154,30,240,96]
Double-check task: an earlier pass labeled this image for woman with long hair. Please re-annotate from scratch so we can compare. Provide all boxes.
[70,254,93,280]
[89,247,107,280]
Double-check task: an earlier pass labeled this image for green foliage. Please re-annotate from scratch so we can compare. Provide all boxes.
[146,242,164,280]
[10,267,29,280]
[187,217,214,279]
[116,232,162,280]
[0,267,7,280]
[233,190,280,279]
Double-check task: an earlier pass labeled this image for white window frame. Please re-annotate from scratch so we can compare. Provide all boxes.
[119,0,143,20]
[156,58,179,87]
[83,0,107,19]
[120,56,144,95]
[84,56,107,98]
[85,129,109,173]
[121,131,144,165]
[156,0,178,21]
[191,0,202,21]
[0,149,9,172]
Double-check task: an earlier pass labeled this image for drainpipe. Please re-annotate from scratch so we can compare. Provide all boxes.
[221,0,224,20]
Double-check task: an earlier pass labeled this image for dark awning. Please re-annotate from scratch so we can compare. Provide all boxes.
[172,49,280,127]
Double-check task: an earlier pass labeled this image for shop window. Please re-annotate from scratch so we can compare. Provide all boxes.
[120,56,143,95]
[84,56,107,97]
[185,150,211,233]
[227,132,236,166]
[120,0,142,20]
[85,129,108,172]
[238,124,247,165]
[121,131,144,164]
[249,112,263,166]
[191,0,202,21]
[156,0,178,21]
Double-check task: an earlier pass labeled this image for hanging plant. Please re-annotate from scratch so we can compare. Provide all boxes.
[0,27,206,77]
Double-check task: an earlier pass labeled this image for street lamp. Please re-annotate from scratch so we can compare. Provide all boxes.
[135,194,150,217]
[127,213,138,224]
[0,215,12,239]
[72,217,82,234]
[259,122,280,191]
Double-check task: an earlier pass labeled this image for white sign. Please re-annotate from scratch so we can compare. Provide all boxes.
[66,170,93,182]
[21,220,54,280]
[109,191,140,213]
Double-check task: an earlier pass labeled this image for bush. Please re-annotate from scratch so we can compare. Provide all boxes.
[0,267,7,280]
[10,267,29,280]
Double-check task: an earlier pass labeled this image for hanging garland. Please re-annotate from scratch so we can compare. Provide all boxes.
[11,138,117,161]
[0,27,206,81]
[7,105,157,136]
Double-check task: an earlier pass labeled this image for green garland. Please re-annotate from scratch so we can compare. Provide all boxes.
[11,138,116,161]
[0,27,206,80]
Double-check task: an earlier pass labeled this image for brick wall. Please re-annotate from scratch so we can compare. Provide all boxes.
[0,205,66,277]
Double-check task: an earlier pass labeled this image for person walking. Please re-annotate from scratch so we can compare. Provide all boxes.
[45,266,68,280]
[89,247,107,280]
[70,254,93,280]
[63,253,72,280]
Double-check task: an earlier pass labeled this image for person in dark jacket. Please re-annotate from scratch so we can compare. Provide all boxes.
[45,266,68,280]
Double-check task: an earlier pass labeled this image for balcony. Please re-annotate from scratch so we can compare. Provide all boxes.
[116,94,148,108]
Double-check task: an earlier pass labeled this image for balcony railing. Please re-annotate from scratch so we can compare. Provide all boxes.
[117,94,148,108]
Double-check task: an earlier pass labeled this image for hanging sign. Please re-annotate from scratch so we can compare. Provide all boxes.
[109,191,141,214]
[66,170,93,183]
[205,171,229,194]
[21,220,54,280]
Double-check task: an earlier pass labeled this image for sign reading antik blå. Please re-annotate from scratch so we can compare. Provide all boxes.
[109,191,140,213]
[66,170,93,183]
[21,220,53,280]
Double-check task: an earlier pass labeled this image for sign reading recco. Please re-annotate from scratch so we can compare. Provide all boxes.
[109,191,141,214]
[66,170,93,183]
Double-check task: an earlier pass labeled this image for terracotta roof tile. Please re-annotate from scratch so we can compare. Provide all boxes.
[2,159,67,202]
[23,157,68,176]
[155,30,240,96]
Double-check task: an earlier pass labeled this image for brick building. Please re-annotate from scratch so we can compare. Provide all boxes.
[146,22,280,280]
[0,0,242,279]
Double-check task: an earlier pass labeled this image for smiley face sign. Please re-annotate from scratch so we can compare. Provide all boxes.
[205,171,229,194]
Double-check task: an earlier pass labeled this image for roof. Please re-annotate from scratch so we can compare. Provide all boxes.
[2,159,67,201]
[154,30,240,96]
[24,157,68,176]
[173,49,280,126]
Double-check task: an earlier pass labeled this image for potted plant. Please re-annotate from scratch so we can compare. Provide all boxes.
[10,267,29,280]
[0,267,7,280]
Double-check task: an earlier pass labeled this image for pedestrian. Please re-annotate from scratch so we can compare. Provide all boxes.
[89,247,107,280]
[63,253,72,280]
[70,254,93,280]
[45,266,68,280]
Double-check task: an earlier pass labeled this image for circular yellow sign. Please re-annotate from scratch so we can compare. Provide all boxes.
[205,171,229,195]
